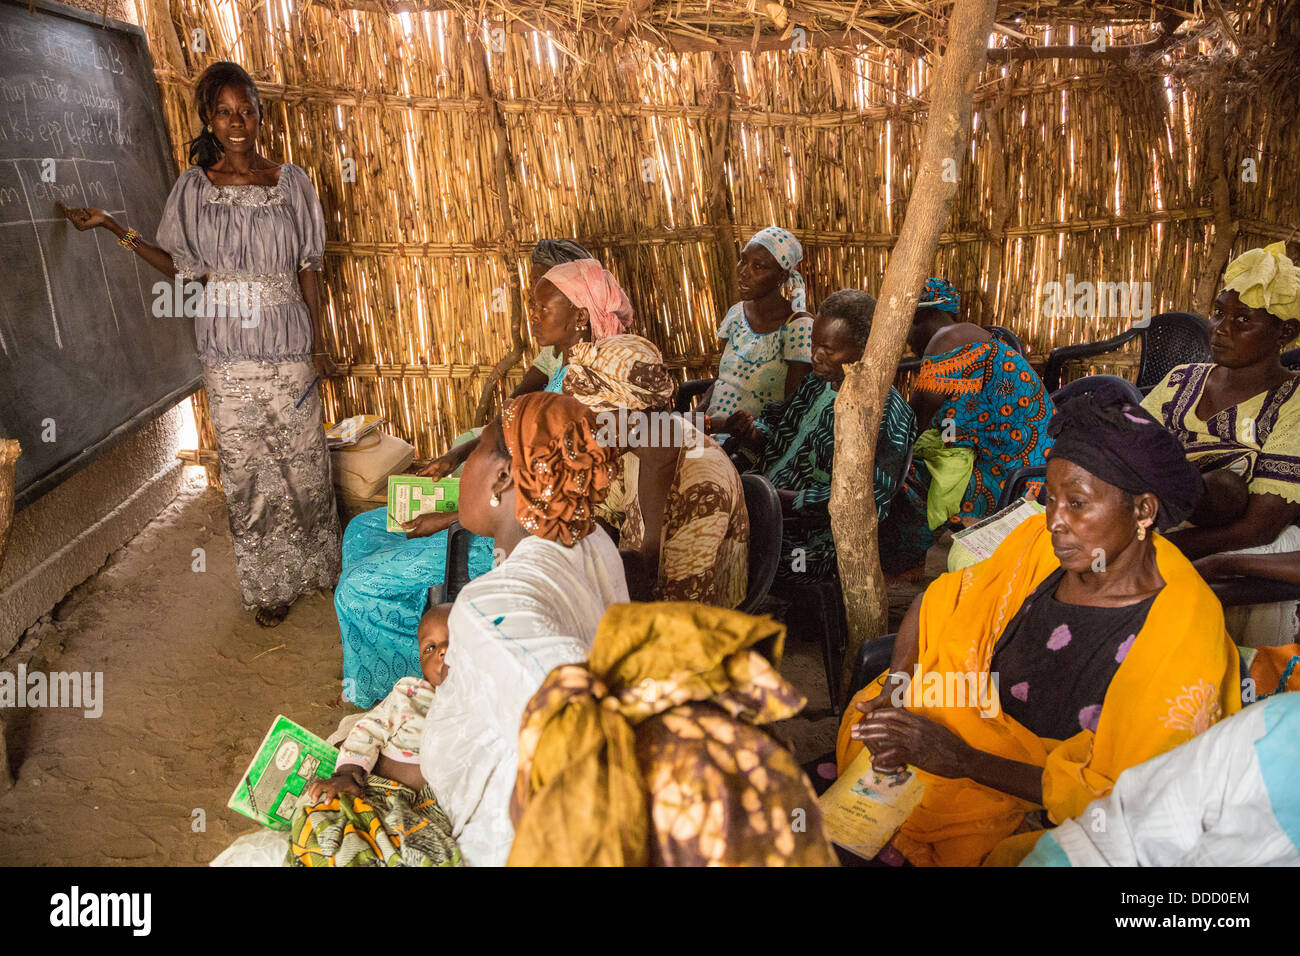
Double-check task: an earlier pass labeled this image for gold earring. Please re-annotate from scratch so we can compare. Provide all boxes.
[206,124,213,133]
[1136,524,1147,541]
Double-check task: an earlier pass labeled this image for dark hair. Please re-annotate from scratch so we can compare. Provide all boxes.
[187,62,260,168]
[532,239,594,270]
[819,289,877,347]
[486,416,510,459]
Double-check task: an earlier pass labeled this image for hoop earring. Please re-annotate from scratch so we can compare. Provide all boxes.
[489,492,501,508]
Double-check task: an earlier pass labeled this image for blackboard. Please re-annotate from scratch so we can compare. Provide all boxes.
[0,0,200,510]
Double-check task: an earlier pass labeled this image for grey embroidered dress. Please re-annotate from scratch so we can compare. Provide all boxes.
[157,163,341,609]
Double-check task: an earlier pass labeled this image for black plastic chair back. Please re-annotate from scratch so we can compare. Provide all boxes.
[738,473,782,614]
[995,463,1049,511]
[1136,312,1211,391]
[443,521,474,604]
[674,378,715,414]
[1051,373,1144,409]
[848,633,898,701]
[987,325,1026,355]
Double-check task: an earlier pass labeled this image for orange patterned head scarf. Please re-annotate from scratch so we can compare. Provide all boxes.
[500,391,618,546]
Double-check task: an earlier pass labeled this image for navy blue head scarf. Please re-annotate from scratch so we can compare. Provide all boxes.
[1046,381,1203,529]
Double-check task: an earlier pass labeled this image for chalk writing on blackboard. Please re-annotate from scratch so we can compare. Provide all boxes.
[0,157,148,357]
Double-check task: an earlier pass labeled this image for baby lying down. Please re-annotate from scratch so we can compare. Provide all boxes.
[308,603,451,802]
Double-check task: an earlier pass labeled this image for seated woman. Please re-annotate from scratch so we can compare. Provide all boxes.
[730,289,917,583]
[423,253,631,479]
[511,238,596,398]
[879,278,1054,573]
[334,259,633,708]
[508,602,837,866]
[1142,243,1300,647]
[1021,691,1300,867]
[838,383,1241,867]
[566,334,749,607]
[418,392,628,866]
[695,227,814,434]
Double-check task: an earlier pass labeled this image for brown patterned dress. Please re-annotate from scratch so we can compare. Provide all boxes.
[599,417,749,608]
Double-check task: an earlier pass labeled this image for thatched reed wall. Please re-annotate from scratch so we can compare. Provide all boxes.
[133,0,1299,462]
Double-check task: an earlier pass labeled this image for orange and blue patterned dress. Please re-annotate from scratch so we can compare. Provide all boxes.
[882,341,1054,567]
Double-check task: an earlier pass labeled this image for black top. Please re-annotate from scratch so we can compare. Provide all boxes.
[991,569,1159,741]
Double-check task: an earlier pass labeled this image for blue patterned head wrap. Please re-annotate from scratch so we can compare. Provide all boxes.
[918,277,961,313]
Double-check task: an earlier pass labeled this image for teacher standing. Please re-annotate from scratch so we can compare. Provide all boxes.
[61,61,341,627]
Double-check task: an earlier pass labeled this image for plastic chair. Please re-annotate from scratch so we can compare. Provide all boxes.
[847,633,899,701]
[1051,373,1144,408]
[1041,311,1210,393]
[774,575,851,709]
[987,325,1026,355]
[427,521,475,610]
[737,474,783,614]
[995,463,1048,511]
[674,378,714,414]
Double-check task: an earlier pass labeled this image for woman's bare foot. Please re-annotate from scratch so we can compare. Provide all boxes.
[254,604,290,627]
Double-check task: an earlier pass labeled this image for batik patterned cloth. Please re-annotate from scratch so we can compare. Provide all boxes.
[880,340,1053,566]
[336,509,495,708]
[288,776,462,867]
[596,417,749,607]
[754,374,916,582]
[508,602,837,867]
[202,359,340,610]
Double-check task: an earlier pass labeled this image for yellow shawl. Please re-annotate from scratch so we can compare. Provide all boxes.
[838,515,1241,867]
[509,601,833,866]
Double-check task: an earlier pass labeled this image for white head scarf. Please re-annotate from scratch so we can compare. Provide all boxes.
[747,226,807,312]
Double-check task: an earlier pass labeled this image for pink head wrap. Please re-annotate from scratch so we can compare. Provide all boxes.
[542,259,634,339]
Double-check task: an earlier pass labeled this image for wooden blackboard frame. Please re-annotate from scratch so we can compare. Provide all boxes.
[3,0,201,511]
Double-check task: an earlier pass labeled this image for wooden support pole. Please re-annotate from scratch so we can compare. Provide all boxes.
[469,31,527,427]
[829,0,998,705]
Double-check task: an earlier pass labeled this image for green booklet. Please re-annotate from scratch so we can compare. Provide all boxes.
[227,716,338,830]
[386,475,460,532]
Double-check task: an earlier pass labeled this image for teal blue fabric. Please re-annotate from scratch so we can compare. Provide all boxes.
[336,508,494,708]
[1255,692,1300,853]
[1019,831,1073,867]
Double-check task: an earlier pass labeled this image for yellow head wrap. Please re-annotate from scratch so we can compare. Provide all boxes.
[1222,242,1300,322]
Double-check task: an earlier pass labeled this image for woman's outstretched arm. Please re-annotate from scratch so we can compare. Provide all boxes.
[59,203,180,279]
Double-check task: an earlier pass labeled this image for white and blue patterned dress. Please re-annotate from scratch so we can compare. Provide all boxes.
[705,302,813,421]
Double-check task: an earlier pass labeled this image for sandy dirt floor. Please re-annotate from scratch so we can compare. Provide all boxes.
[0,471,929,865]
